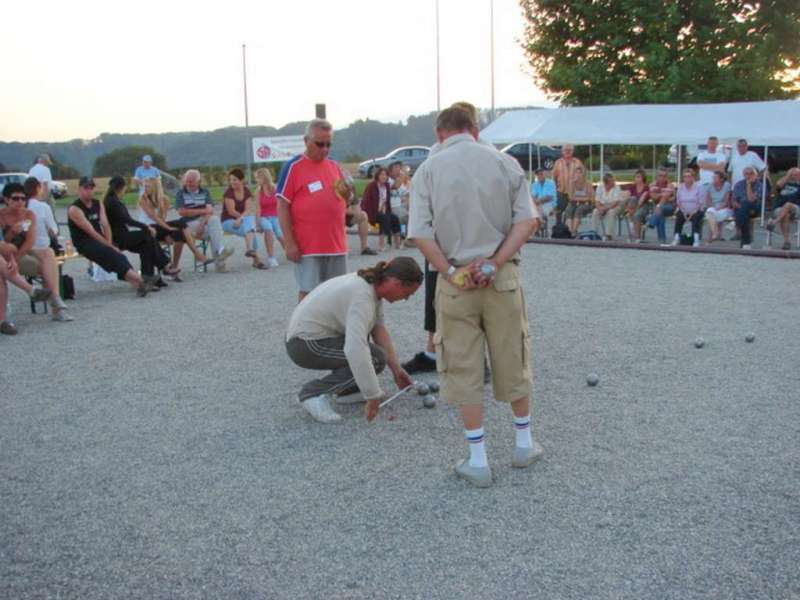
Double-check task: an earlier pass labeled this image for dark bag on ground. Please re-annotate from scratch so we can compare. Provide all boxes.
[61,274,75,300]
[551,222,572,239]
[680,233,693,246]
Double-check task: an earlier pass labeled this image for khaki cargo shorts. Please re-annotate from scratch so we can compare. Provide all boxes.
[17,252,43,277]
[434,262,532,406]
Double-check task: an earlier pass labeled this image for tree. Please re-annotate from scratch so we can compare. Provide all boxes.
[48,155,80,180]
[92,146,167,177]
[519,0,800,105]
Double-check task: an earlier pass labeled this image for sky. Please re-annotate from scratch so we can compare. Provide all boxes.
[1,0,553,143]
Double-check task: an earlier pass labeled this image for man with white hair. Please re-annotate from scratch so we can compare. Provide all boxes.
[27,154,54,211]
[173,170,233,271]
[277,119,350,301]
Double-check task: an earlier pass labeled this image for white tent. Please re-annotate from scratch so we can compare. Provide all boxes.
[480,100,800,223]
[481,100,800,146]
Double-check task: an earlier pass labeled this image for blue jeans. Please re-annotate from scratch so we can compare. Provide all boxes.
[258,216,283,240]
[648,202,674,242]
[734,200,760,246]
[222,216,256,237]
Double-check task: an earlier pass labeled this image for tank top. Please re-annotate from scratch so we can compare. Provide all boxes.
[68,198,102,247]
[258,188,278,217]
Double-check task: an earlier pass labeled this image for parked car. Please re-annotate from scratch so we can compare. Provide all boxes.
[0,172,28,196]
[49,180,68,199]
[500,143,561,171]
[357,146,430,178]
[669,144,799,172]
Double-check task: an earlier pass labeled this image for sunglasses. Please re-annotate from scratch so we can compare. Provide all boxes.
[313,141,332,148]
[9,195,26,202]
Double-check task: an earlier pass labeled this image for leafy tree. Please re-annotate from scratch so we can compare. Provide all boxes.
[519,0,800,105]
[92,146,167,177]
[48,155,80,180]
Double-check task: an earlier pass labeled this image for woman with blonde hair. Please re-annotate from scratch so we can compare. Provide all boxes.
[137,177,212,271]
[255,167,284,268]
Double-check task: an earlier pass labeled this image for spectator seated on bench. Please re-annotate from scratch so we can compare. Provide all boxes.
[671,169,705,247]
[647,168,676,244]
[138,177,212,271]
[766,168,800,250]
[222,168,267,269]
[592,172,625,241]
[0,234,53,335]
[530,168,556,236]
[704,171,733,243]
[624,169,651,243]
[564,165,594,237]
[0,182,71,321]
[732,167,765,250]
[67,177,151,297]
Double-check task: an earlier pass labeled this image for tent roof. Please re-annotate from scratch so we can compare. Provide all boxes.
[480,101,800,146]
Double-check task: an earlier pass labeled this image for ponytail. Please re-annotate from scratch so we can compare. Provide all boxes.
[357,257,423,286]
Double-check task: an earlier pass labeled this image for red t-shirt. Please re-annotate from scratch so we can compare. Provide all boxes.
[259,189,278,217]
[276,155,347,256]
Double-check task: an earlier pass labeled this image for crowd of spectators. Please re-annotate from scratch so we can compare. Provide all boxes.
[530,136,799,250]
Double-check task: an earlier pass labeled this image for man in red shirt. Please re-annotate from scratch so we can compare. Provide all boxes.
[277,119,349,301]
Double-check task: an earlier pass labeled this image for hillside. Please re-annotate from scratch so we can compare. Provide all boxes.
[0,112,447,174]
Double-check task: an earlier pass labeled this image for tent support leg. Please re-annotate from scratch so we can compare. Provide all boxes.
[599,144,604,183]
[761,145,769,227]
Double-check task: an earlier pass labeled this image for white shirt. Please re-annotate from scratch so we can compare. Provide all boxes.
[696,149,728,186]
[27,198,58,249]
[28,163,53,184]
[728,150,765,185]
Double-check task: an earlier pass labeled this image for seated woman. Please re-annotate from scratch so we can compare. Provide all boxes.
[647,168,676,244]
[222,168,266,269]
[625,169,651,242]
[592,172,625,240]
[137,178,212,271]
[704,171,732,243]
[361,167,401,251]
[671,169,705,247]
[68,177,150,296]
[103,176,176,287]
[0,182,68,321]
[254,168,285,268]
[564,166,594,237]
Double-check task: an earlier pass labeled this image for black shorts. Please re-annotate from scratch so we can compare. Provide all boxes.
[75,239,132,279]
[376,213,400,236]
[424,261,437,333]
[154,221,187,243]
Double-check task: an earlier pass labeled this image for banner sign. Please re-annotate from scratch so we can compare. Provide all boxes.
[251,135,305,163]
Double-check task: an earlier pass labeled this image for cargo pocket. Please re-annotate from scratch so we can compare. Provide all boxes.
[521,331,530,369]
[433,331,447,374]
[492,274,520,293]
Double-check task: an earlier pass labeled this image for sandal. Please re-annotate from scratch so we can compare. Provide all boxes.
[245,250,257,258]
[254,262,269,270]
[163,266,181,276]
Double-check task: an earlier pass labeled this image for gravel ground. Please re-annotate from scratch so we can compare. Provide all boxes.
[2,236,798,599]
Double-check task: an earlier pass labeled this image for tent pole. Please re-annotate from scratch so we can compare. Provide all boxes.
[599,144,604,182]
[652,145,656,181]
[676,145,682,186]
[537,145,542,171]
[528,143,533,181]
[761,145,769,226]
[589,145,593,176]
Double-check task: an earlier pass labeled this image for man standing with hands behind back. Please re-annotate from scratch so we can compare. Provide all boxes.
[408,107,543,488]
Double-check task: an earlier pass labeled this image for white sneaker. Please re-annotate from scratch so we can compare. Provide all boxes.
[692,240,700,248]
[670,236,679,246]
[267,257,279,268]
[301,394,341,423]
[742,244,752,250]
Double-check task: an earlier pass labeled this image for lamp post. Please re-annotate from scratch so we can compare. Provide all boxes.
[435,0,441,112]
[490,0,495,122]
[242,43,252,185]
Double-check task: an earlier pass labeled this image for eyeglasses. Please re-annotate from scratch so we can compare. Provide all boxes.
[313,141,332,148]
[9,195,26,202]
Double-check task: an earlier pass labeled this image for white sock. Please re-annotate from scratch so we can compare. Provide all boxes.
[514,415,533,448]
[693,233,700,243]
[465,427,488,468]
[424,351,436,361]
[673,233,680,242]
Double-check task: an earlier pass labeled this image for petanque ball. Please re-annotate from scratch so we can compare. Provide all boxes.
[414,382,430,396]
[428,381,440,393]
[422,394,437,409]
[694,338,705,349]
[586,373,599,387]
[745,333,756,343]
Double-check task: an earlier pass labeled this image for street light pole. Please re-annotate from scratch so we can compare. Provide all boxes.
[242,43,252,185]
[490,0,495,122]
[435,0,441,112]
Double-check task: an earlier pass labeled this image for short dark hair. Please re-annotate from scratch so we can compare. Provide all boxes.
[708,136,719,142]
[104,176,127,202]
[23,176,41,198]
[737,138,748,144]
[228,168,246,181]
[357,257,423,286]
[634,169,648,183]
[436,107,475,133]
[2,182,24,198]
[388,161,403,172]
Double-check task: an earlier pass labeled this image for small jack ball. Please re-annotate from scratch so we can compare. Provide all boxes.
[745,333,756,343]
[422,395,437,409]
[694,338,705,349]
[586,373,599,387]
[414,383,430,396]
[428,381,440,393]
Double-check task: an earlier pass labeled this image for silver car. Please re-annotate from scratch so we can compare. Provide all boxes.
[358,146,430,178]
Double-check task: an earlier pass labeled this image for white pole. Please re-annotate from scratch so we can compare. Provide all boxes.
[599,144,604,182]
[242,43,251,185]
[537,144,541,171]
[489,0,495,122]
[652,145,656,181]
[528,143,533,181]
[761,145,769,226]
[435,0,441,112]
[677,144,682,186]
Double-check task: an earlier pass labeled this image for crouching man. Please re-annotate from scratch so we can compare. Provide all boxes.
[285,257,422,423]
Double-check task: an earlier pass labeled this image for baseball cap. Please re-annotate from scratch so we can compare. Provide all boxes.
[39,153,51,164]
[142,154,153,162]
[78,176,96,188]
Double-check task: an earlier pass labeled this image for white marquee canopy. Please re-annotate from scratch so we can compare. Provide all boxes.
[481,101,800,146]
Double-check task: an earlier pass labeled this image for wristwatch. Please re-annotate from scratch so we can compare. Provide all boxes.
[446,265,457,279]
